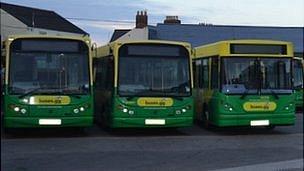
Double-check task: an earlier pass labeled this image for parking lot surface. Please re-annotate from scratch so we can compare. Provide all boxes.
[1,113,303,171]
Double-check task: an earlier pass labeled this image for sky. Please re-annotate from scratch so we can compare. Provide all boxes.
[2,0,304,45]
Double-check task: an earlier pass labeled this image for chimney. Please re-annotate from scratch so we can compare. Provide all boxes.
[136,10,148,28]
[164,16,181,24]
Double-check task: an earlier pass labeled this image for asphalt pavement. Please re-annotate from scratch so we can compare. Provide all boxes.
[1,113,303,171]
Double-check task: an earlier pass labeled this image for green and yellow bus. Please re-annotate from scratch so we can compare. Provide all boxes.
[2,35,94,128]
[293,57,303,110]
[193,40,295,128]
[93,40,193,128]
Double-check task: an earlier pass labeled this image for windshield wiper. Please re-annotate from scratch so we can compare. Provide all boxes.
[270,90,279,99]
[18,87,44,99]
[125,89,153,100]
[294,85,303,90]
[125,89,184,101]
[18,88,81,99]
[44,90,82,99]
[240,89,249,99]
[169,96,183,101]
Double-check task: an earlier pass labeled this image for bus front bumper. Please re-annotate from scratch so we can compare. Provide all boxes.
[3,116,93,128]
[111,117,193,128]
[213,113,295,127]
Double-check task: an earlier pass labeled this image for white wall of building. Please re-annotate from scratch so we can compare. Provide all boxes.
[116,27,149,42]
[1,9,28,41]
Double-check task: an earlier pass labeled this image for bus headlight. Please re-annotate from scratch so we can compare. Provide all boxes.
[123,108,128,113]
[22,99,29,103]
[80,107,85,112]
[73,108,79,114]
[175,110,181,115]
[128,110,134,115]
[20,108,27,114]
[223,103,233,111]
[284,103,293,110]
[182,109,187,113]
[14,107,20,112]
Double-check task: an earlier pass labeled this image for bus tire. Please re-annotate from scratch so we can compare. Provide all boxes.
[3,127,14,136]
[265,125,276,130]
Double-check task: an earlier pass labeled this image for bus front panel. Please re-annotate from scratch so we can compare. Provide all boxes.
[3,38,93,128]
[110,43,194,128]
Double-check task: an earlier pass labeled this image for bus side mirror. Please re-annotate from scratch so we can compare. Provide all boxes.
[91,43,97,51]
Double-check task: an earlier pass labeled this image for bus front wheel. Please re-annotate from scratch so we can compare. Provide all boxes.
[265,125,276,130]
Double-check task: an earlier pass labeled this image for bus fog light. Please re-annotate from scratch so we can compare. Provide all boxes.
[176,110,181,115]
[20,108,27,114]
[182,109,187,113]
[80,107,85,111]
[73,108,79,113]
[285,106,289,110]
[128,110,134,115]
[123,108,128,113]
[14,107,20,112]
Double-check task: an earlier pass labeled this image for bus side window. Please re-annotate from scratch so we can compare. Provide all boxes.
[106,56,114,90]
[101,58,108,90]
[196,59,203,88]
[94,58,102,90]
[192,61,197,88]
[95,58,109,90]
[202,58,209,89]
[211,57,219,89]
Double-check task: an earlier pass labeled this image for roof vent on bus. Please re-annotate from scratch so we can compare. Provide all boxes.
[164,16,181,24]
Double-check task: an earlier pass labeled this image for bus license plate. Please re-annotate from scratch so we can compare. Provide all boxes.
[145,119,165,125]
[250,120,269,126]
[39,119,62,125]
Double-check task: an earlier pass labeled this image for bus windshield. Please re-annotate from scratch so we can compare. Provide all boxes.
[118,44,191,97]
[293,59,303,90]
[9,39,90,95]
[221,57,292,94]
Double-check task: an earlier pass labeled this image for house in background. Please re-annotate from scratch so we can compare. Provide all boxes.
[112,12,304,57]
[110,11,151,42]
[0,2,88,41]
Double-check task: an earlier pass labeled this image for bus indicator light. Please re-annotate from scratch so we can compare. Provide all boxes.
[20,108,27,114]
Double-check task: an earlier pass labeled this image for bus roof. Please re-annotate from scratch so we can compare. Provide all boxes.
[4,34,91,44]
[93,40,192,58]
[194,39,293,59]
